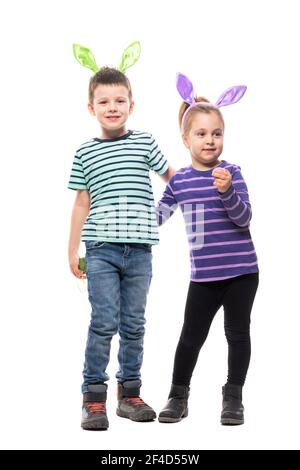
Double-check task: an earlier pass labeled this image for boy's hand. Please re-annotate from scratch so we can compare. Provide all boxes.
[212,168,232,193]
[160,166,176,183]
[69,253,86,279]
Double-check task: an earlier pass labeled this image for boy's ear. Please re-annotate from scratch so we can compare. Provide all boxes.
[87,102,95,116]
[129,100,135,114]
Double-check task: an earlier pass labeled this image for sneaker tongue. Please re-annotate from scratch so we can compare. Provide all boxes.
[87,384,107,393]
[121,380,141,397]
[122,380,141,389]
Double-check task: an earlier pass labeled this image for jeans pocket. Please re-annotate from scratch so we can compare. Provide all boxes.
[140,244,152,252]
[85,240,107,250]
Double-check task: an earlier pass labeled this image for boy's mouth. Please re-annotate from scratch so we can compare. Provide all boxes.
[106,115,121,121]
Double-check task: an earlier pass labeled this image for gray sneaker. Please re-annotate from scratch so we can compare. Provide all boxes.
[116,380,156,422]
[81,384,109,430]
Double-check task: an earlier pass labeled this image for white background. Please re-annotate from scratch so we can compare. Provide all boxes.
[0,0,299,450]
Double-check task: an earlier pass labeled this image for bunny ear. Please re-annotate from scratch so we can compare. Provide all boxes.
[72,44,99,73]
[118,41,141,73]
[215,85,247,107]
[176,73,194,104]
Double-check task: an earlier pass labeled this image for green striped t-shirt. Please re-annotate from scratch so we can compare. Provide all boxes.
[68,130,169,244]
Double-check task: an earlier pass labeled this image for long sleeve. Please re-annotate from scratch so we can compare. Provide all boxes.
[219,167,252,227]
[156,182,178,226]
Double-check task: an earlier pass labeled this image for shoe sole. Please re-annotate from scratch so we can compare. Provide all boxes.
[116,409,156,421]
[221,418,244,425]
[158,409,188,423]
[81,419,109,430]
[81,425,108,430]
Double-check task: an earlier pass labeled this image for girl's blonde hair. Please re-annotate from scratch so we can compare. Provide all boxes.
[179,97,225,135]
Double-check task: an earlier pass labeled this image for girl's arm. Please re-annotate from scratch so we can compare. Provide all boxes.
[218,168,252,228]
[156,182,178,226]
[68,189,90,278]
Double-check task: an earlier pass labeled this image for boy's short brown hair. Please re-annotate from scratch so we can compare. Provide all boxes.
[88,67,132,103]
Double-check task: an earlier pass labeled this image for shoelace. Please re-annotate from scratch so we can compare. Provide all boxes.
[86,402,106,414]
[124,397,146,407]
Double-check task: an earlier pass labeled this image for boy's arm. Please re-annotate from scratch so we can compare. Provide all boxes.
[68,190,90,278]
[146,135,174,182]
[159,165,176,183]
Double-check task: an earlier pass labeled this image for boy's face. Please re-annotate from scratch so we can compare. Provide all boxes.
[88,84,134,138]
[183,111,224,170]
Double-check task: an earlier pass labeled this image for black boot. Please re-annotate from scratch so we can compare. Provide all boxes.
[158,384,189,423]
[81,384,109,430]
[117,380,156,422]
[221,383,244,425]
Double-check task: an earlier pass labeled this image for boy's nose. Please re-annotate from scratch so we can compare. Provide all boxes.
[108,101,117,111]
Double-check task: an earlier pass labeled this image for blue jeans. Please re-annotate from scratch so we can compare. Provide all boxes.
[82,241,153,393]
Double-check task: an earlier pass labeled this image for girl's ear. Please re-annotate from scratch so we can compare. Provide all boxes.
[176,73,194,104]
[73,44,99,73]
[119,41,141,73]
[215,85,247,107]
[182,133,190,149]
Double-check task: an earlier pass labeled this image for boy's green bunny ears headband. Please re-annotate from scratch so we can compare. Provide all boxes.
[72,41,141,73]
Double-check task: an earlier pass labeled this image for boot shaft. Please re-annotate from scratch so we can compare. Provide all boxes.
[222,383,243,401]
[169,383,189,399]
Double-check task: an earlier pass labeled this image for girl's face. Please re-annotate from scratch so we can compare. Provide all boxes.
[183,111,224,170]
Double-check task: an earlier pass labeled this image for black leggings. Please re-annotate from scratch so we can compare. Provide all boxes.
[172,273,259,387]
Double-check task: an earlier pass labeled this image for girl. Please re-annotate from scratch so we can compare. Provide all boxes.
[156,74,259,425]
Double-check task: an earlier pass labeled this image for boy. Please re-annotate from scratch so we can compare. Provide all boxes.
[68,67,174,430]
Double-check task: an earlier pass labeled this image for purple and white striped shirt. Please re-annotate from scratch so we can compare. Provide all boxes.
[156,160,258,282]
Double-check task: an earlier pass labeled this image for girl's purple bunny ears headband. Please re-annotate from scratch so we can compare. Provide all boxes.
[176,73,247,132]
